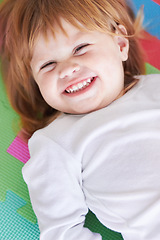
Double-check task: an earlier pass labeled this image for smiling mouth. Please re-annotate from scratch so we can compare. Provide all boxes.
[65,77,95,94]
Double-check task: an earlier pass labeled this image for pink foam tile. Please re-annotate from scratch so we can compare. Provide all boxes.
[7,136,30,164]
[152,0,160,5]
[139,31,160,70]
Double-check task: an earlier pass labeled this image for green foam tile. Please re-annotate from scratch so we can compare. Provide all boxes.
[85,211,123,240]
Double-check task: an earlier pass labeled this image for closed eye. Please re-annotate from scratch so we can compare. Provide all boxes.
[40,61,56,70]
[74,44,90,55]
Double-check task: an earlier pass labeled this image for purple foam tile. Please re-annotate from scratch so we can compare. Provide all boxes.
[7,136,30,164]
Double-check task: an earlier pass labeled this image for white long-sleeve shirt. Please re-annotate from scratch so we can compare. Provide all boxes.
[22,74,160,240]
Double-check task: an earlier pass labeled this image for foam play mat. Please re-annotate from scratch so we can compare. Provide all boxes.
[0,0,160,239]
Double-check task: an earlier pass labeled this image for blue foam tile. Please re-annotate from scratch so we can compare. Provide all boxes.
[132,0,160,39]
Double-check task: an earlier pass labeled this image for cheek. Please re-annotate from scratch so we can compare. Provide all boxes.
[99,50,124,89]
[37,80,56,105]
[78,52,95,66]
[98,54,123,77]
[37,73,56,93]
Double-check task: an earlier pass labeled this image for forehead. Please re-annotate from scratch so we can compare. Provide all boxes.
[32,18,87,50]
[52,18,87,39]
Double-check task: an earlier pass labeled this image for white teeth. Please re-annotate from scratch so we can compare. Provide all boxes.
[66,77,94,93]
[69,88,74,93]
[72,85,78,91]
[77,82,83,89]
[83,81,87,86]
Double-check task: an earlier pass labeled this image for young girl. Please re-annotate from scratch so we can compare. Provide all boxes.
[1,0,160,239]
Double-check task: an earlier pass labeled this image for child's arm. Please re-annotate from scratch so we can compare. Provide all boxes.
[22,133,102,240]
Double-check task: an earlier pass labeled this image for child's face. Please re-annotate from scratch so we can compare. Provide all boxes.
[31,18,129,114]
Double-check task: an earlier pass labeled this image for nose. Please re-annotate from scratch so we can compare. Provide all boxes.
[59,62,80,79]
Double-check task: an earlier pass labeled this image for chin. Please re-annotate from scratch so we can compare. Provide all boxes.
[68,105,102,115]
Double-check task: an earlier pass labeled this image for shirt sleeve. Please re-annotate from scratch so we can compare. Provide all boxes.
[22,132,102,240]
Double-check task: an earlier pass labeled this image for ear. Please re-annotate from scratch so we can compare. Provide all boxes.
[114,25,129,62]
